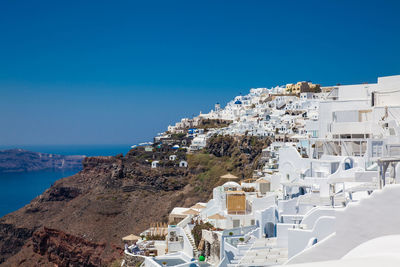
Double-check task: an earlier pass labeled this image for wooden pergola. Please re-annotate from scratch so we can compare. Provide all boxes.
[377,157,400,188]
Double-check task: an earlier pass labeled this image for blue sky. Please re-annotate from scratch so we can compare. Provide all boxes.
[1,0,399,145]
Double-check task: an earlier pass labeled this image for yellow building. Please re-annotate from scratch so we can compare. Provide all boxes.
[285,82,321,94]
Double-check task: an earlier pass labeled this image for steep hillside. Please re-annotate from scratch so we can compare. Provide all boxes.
[0,136,269,266]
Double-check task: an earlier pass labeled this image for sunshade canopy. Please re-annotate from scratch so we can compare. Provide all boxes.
[220,173,238,179]
[208,213,227,220]
[191,203,206,209]
[183,209,200,215]
[122,234,140,241]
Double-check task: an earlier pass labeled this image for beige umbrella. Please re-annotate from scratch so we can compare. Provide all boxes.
[256,178,270,183]
[208,213,226,220]
[122,234,140,242]
[220,173,238,179]
[191,203,206,210]
[183,209,200,215]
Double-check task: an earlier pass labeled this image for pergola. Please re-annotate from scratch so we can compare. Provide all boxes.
[377,157,400,188]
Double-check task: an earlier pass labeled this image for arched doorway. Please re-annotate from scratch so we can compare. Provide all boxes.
[344,158,354,170]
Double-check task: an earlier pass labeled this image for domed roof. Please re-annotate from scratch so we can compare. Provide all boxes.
[222,181,240,188]
[234,100,242,105]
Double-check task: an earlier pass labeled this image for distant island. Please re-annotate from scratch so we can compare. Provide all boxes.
[0,149,85,172]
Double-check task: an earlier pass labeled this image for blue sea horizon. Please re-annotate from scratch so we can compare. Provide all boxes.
[0,144,133,217]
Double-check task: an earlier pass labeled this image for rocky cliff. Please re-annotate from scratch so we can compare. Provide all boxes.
[0,149,85,173]
[0,137,268,266]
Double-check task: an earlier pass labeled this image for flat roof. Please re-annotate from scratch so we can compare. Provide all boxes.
[170,207,190,215]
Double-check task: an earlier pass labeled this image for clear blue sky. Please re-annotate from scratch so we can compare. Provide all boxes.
[1,0,399,145]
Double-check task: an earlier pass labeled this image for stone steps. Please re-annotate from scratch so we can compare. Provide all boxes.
[184,229,198,256]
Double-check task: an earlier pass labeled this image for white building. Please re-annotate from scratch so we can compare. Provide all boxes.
[125,75,400,267]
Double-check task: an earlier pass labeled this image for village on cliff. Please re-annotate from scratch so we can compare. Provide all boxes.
[123,74,400,267]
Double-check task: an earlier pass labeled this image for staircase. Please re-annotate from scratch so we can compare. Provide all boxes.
[184,226,198,257]
[228,238,288,267]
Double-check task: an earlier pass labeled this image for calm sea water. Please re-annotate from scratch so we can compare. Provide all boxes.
[0,145,132,217]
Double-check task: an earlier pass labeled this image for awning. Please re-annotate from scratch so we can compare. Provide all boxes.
[208,213,226,220]
[191,203,206,210]
[220,173,239,179]
[183,209,200,215]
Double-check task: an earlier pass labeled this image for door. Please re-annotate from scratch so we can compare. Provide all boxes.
[265,222,275,238]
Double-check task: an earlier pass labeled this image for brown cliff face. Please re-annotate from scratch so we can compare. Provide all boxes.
[0,153,197,266]
[31,227,114,267]
[0,223,34,264]
[0,137,266,266]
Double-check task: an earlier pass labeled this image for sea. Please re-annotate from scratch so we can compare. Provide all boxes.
[0,144,133,217]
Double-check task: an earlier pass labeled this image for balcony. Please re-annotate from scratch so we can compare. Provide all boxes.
[330,122,382,136]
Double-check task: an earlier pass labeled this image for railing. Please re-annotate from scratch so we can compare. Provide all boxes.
[224,226,258,248]
[222,225,257,237]
[174,261,200,267]
[143,257,200,267]
[237,235,258,266]
[123,250,146,267]
[143,257,160,267]
[180,226,195,258]
[244,226,259,240]
[224,238,240,254]
[217,255,229,267]
[177,215,192,228]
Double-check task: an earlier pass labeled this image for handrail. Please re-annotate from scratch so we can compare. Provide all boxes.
[124,250,147,258]
[177,215,192,228]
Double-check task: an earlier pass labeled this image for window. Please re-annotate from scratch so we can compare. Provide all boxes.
[371,141,383,157]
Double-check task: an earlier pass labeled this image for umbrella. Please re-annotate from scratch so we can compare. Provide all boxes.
[208,213,226,220]
[191,203,206,210]
[122,234,140,242]
[256,178,270,183]
[220,173,238,179]
[183,209,199,215]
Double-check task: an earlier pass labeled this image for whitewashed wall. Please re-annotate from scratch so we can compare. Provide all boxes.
[287,185,400,264]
